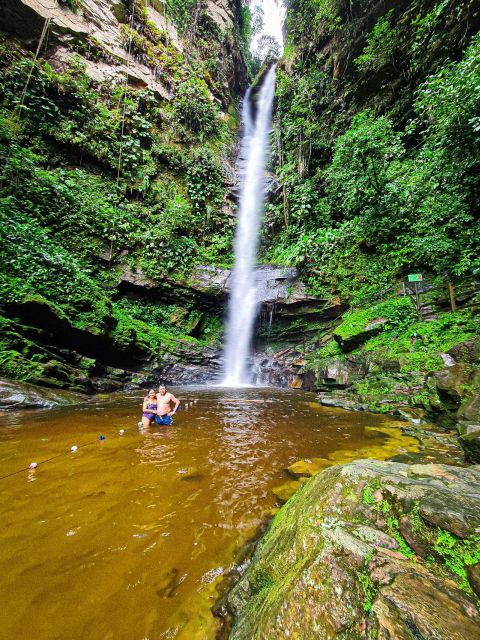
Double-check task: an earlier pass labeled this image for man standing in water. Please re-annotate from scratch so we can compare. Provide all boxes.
[155,383,180,425]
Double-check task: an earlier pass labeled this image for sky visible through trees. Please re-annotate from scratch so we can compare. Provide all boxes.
[249,0,285,58]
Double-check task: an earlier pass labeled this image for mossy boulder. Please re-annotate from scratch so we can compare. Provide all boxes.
[435,364,471,407]
[334,317,389,352]
[228,460,480,639]
[458,370,480,423]
[0,377,83,410]
[458,423,480,464]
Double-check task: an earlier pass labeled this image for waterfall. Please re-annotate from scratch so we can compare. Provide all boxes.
[222,66,276,386]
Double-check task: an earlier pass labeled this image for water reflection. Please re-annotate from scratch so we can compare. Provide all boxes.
[0,386,418,639]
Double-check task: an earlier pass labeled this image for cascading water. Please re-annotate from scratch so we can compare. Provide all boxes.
[222,66,276,386]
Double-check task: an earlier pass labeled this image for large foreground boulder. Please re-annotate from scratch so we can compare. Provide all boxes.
[228,460,480,639]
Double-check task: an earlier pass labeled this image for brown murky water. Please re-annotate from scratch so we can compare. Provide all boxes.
[0,387,418,639]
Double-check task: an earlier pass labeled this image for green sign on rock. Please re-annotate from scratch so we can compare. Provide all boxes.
[407,274,423,282]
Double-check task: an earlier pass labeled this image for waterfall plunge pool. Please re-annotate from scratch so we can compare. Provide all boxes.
[0,386,419,639]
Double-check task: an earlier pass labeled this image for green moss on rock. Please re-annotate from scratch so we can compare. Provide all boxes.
[228,461,480,639]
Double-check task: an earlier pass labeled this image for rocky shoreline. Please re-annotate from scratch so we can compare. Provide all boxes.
[0,377,85,410]
[226,460,480,639]
[219,367,480,638]
[2,374,479,639]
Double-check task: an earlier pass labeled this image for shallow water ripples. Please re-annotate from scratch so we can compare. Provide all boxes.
[0,386,419,640]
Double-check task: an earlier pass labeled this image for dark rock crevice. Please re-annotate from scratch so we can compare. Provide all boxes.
[6,299,148,370]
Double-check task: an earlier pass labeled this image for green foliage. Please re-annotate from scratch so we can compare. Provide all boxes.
[0,28,235,379]
[433,529,480,592]
[197,232,234,266]
[287,0,341,46]
[335,298,417,341]
[142,235,198,276]
[239,2,253,53]
[239,2,261,78]
[57,0,83,13]
[0,316,47,382]
[165,0,197,34]
[362,309,479,373]
[324,104,476,277]
[357,550,378,613]
[0,196,111,330]
[115,298,185,336]
[173,77,222,139]
[110,303,189,352]
[0,142,123,258]
[410,0,450,72]
[415,29,480,163]
[351,377,399,413]
[270,17,480,305]
[408,501,424,534]
[354,10,399,72]
[305,338,343,372]
[326,110,405,223]
[362,485,376,505]
[1,56,160,184]
[273,21,480,411]
[197,314,222,342]
[186,147,224,217]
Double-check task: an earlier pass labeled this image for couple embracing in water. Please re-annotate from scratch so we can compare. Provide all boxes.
[141,383,180,429]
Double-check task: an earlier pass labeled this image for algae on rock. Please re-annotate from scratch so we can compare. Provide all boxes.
[228,460,480,639]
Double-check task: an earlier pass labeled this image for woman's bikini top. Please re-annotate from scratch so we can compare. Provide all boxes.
[146,401,157,411]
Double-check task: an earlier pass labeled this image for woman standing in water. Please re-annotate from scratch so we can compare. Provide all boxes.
[141,389,158,428]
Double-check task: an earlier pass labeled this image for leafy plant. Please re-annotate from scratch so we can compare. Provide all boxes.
[354,10,399,72]
[433,529,480,592]
[173,77,222,139]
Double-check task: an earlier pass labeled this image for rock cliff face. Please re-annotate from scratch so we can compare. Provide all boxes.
[228,460,480,639]
[0,0,247,101]
[0,0,248,393]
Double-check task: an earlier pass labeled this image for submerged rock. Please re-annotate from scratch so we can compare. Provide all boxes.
[286,457,331,478]
[271,479,307,504]
[318,393,368,412]
[228,460,480,639]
